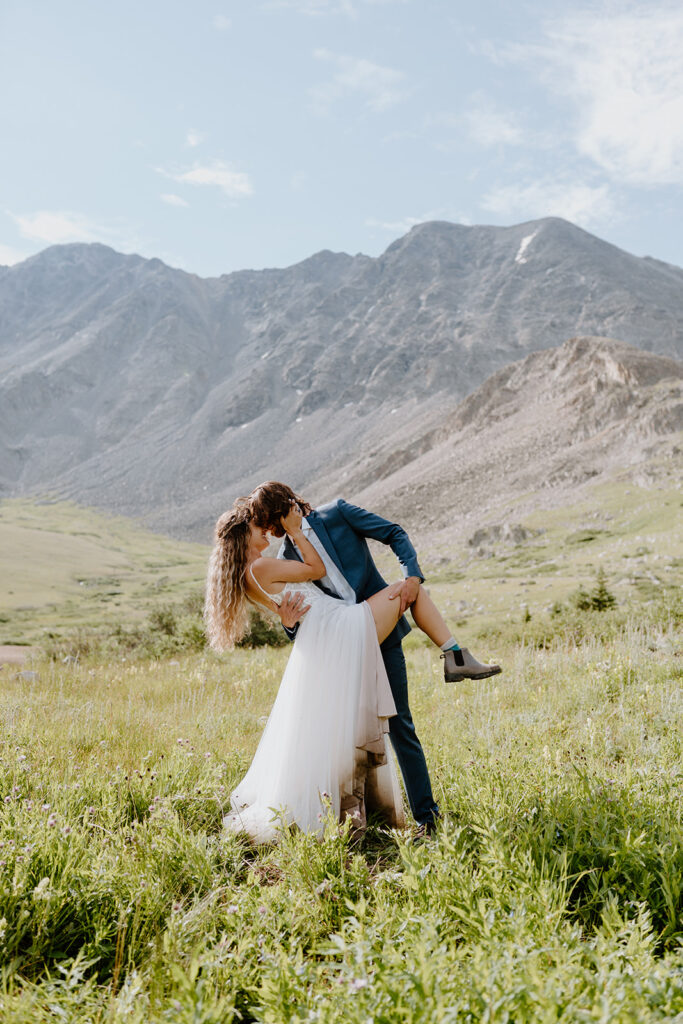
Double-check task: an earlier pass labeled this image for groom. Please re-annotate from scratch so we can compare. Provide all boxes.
[248,481,499,834]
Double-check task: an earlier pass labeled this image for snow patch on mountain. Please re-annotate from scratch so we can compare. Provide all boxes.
[515,230,538,264]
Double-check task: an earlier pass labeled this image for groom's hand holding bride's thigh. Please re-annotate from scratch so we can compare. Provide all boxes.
[387,576,421,615]
[279,591,310,629]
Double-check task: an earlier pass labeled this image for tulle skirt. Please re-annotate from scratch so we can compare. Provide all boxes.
[224,591,405,843]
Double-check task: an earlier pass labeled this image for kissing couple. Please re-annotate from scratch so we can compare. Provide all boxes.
[205,482,501,842]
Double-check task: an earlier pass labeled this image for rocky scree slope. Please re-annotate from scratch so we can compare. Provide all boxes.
[341,336,682,543]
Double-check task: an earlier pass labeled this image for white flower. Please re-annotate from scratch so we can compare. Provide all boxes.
[33,877,52,900]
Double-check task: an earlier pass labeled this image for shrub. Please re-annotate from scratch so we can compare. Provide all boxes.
[148,605,177,636]
[238,609,288,648]
[590,567,618,611]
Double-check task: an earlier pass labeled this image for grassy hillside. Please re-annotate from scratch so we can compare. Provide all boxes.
[0,499,208,645]
[371,479,682,648]
[2,479,680,652]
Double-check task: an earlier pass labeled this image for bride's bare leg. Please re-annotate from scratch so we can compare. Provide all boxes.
[409,587,451,646]
[368,584,502,680]
[367,585,451,647]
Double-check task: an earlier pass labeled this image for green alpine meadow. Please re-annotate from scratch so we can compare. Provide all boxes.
[0,492,681,1021]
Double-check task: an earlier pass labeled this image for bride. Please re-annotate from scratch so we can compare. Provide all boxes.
[204,500,460,843]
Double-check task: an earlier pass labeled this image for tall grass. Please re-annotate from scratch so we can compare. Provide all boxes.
[0,606,681,1021]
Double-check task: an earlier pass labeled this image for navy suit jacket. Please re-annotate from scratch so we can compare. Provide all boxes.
[280,498,424,647]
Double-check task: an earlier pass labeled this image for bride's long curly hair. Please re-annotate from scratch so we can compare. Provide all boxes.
[204,502,253,651]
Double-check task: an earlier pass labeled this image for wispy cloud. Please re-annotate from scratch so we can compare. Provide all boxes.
[481,178,615,228]
[10,210,108,245]
[186,130,204,147]
[485,6,683,187]
[161,193,189,208]
[7,210,143,254]
[0,242,29,265]
[463,93,523,147]
[311,48,406,113]
[213,14,232,30]
[157,160,253,199]
[366,209,454,233]
[366,215,424,233]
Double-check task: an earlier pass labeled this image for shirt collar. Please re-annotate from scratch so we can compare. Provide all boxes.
[301,516,312,533]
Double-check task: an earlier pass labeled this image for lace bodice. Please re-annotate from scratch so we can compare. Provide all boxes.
[249,568,329,610]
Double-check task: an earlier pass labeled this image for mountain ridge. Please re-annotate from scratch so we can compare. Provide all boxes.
[1,217,682,539]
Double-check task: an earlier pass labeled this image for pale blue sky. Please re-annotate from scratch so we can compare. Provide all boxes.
[2,0,682,275]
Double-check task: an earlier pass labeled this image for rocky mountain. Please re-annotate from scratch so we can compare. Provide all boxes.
[0,217,682,539]
[344,336,682,546]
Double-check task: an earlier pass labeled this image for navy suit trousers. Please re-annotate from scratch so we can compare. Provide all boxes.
[381,641,439,827]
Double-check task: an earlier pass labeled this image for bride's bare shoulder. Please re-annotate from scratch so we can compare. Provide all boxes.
[250,556,279,581]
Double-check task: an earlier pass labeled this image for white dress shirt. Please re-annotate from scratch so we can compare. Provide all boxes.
[297,517,356,604]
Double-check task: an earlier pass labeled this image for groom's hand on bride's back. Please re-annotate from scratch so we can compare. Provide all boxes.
[279,590,310,629]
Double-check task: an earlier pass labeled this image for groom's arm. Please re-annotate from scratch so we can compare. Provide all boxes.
[336,499,425,584]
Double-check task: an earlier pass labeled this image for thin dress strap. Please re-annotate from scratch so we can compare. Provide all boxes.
[249,564,283,607]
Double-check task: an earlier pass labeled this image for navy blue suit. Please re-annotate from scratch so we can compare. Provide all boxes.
[280,498,439,827]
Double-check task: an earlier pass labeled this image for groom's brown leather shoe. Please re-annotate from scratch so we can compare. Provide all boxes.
[442,647,501,683]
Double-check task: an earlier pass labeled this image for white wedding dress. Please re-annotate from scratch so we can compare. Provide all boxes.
[223,577,405,843]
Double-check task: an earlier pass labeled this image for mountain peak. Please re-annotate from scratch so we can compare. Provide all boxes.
[22,242,144,273]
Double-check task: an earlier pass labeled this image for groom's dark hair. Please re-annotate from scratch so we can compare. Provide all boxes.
[249,481,313,538]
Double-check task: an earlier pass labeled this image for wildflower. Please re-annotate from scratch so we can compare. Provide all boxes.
[349,978,368,991]
[4,796,11,804]
[226,904,239,913]
[42,804,51,812]
[33,877,52,900]
[47,816,57,828]
[258,905,267,915]
[62,826,72,836]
